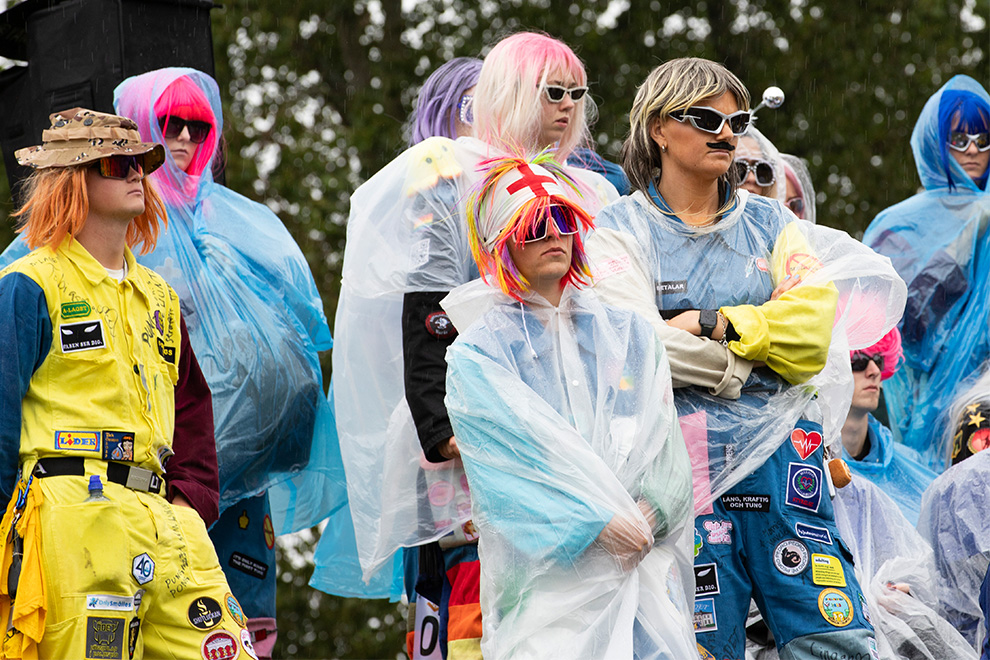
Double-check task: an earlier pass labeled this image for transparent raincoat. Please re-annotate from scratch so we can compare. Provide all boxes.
[780,154,817,225]
[918,436,990,647]
[320,137,617,595]
[841,416,937,526]
[863,75,990,470]
[443,282,696,659]
[591,189,907,507]
[735,126,786,200]
[832,475,977,659]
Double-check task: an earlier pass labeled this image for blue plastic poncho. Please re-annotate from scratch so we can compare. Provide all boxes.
[110,67,342,529]
[841,415,938,525]
[863,75,990,470]
[319,136,618,597]
[443,282,696,659]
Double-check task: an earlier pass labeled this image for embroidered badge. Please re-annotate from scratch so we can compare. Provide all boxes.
[188,597,224,630]
[61,300,92,319]
[229,552,268,580]
[225,593,247,628]
[55,430,100,453]
[103,431,135,461]
[693,598,717,633]
[859,592,872,626]
[87,595,134,612]
[424,311,456,339]
[263,515,275,550]
[795,522,833,545]
[868,635,880,660]
[200,630,240,660]
[790,427,823,460]
[238,510,250,530]
[818,588,854,627]
[128,617,140,660]
[693,529,703,558]
[241,628,259,660]
[132,554,155,585]
[811,554,847,587]
[773,539,810,576]
[133,590,145,613]
[785,462,822,513]
[703,520,733,544]
[697,644,718,660]
[87,616,125,660]
[694,563,720,597]
[659,280,688,295]
[60,320,106,353]
[157,337,176,364]
[720,494,771,512]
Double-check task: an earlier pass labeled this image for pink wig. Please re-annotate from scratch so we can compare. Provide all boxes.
[472,32,592,161]
[466,152,595,301]
[855,326,903,380]
[153,76,218,178]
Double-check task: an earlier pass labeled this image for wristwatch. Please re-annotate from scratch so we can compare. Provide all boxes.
[699,309,719,339]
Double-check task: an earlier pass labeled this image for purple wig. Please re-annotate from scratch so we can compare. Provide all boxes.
[409,57,483,146]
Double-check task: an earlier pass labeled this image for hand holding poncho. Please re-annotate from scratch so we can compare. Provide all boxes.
[444,282,696,659]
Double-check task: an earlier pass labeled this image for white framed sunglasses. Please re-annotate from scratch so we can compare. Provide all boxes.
[947,131,990,152]
[458,94,474,125]
[670,106,752,136]
[733,158,776,186]
[542,85,589,103]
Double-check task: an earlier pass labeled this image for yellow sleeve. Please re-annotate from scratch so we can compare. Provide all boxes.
[720,222,838,385]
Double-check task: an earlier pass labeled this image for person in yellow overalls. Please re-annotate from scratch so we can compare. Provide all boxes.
[0,109,255,660]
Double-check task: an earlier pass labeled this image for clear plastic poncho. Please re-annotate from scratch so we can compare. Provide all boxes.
[736,127,786,200]
[594,190,907,508]
[780,153,817,225]
[443,282,696,659]
[918,448,990,646]
[832,474,977,659]
[321,137,618,595]
[863,75,990,471]
[110,68,342,528]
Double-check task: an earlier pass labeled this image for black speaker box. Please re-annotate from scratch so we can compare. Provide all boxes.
[0,0,218,200]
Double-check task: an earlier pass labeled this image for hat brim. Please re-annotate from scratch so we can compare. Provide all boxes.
[15,140,166,175]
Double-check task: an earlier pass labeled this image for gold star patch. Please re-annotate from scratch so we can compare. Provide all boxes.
[968,411,986,428]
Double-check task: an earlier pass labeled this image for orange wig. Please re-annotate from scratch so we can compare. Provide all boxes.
[12,166,168,254]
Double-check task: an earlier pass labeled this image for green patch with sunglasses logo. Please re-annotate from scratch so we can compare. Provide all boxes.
[61,300,92,319]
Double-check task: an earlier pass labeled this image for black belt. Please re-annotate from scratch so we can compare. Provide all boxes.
[32,457,163,494]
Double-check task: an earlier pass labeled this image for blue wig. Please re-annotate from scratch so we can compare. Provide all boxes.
[938,89,990,190]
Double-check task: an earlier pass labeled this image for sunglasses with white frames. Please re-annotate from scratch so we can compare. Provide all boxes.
[947,131,990,152]
[669,106,752,136]
[542,85,589,103]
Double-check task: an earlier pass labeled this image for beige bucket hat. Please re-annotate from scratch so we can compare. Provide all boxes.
[15,107,165,173]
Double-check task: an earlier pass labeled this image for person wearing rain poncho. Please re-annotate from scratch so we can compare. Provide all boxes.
[438,153,696,659]
[916,369,990,648]
[839,327,937,525]
[585,58,906,660]
[0,68,342,655]
[863,75,990,471]
[325,32,622,659]
[780,154,816,224]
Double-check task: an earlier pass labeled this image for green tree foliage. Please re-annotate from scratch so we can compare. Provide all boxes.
[1,1,986,658]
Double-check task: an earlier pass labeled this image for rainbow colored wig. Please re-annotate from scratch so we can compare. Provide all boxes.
[854,326,903,380]
[154,75,218,178]
[466,152,595,301]
[472,32,592,160]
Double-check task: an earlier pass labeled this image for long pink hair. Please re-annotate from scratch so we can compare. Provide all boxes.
[472,32,593,161]
[153,76,218,178]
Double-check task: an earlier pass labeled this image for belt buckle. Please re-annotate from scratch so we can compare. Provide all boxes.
[124,466,155,492]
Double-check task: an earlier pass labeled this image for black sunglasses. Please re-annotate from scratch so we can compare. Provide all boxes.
[157,116,212,144]
[786,196,806,218]
[851,352,884,372]
[95,154,148,180]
